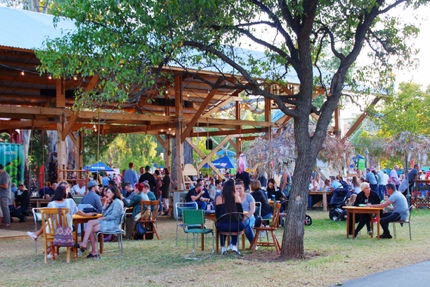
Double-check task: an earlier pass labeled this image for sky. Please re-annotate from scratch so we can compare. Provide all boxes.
[392,6,430,88]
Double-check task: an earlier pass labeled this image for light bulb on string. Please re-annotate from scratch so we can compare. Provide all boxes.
[20,70,25,76]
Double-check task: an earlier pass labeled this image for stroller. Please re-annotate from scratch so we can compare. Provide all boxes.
[328,187,351,221]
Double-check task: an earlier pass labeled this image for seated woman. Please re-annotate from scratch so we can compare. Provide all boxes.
[27,185,89,258]
[235,179,256,247]
[27,185,86,241]
[215,179,244,255]
[75,186,123,259]
[250,180,272,220]
[266,178,285,201]
[352,182,381,237]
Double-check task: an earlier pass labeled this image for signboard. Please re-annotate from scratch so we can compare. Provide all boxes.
[0,143,25,185]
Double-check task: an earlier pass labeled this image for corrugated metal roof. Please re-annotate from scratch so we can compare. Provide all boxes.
[0,7,76,50]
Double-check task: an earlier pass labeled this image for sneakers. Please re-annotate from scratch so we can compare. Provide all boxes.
[251,245,259,250]
[27,231,38,241]
[226,244,233,251]
[46,253,53,259]
[221,247,227,255]
[231,246,242,256]
[368,229,373,236]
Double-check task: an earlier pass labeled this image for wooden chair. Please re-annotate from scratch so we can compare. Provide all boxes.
[39,207,72,263]
[251,202,282,254]
[137,200,160,240]
[392,206,412,240]
[183,164,198,186]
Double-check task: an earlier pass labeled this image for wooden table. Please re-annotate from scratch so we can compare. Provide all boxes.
[344,206,383,239]
[72,213,103,258]
[309,191,333,211]
[30,197,51,208]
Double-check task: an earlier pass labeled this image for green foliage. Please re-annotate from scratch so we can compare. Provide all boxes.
[98,133,163,171]
[82,133,117,165]
[373,82,430,136]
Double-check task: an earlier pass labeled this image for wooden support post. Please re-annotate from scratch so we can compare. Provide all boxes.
[174,75,185,190]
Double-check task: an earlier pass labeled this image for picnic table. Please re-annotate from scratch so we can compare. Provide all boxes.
[344,206,383,239]
[309,191,333,211]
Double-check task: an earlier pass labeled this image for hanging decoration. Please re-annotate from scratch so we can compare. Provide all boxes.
[245,122,355,175]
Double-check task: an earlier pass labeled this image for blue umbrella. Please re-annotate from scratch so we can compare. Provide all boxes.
[84,162,114,172]
[202,156,237,169]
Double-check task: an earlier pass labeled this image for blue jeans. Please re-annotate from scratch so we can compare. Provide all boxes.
[244,215,255,244]
[380,212,401,236]
[217,222,244,246]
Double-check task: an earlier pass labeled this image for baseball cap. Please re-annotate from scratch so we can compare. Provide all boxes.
[87,180,98,189]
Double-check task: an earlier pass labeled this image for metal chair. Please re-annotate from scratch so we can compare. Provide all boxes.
[215,212,250,254]
[251,202,282,254]
[175,201,198,246]
[39,207,72,263]
[392,206,412,240]
[31,207,43,254]
[182,209,214,260]
[95,209,126,256]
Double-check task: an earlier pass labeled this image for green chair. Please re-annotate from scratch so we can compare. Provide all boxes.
[175,202,198,246]
[182,209,214,260]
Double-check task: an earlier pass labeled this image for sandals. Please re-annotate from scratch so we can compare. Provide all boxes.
[86,253,100,259]
[74,243,87,252]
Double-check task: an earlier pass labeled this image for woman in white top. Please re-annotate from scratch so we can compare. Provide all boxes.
[27,186,89,240]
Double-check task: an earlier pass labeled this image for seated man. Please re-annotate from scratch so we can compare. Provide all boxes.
[123,182,150,239]
[185,182,210,210]
[122,182,135,203]
[71,180,86,196]
[371,183,409,239]
[81,180,102,213]
[39,181,56,198]
[11,183,30,222]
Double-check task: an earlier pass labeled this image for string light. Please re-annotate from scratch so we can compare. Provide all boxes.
[73,76,78,80]
[48,75,52,80]
[20,70,25,76]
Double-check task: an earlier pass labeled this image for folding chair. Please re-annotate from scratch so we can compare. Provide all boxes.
[392,206,412,240]
[182,209,214,260]
[95,209,126,256]
[175,201,198,246]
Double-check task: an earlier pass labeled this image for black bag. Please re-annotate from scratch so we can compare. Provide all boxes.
[136,222,147,235]
[254,215,262,228]
[83,207,97,213]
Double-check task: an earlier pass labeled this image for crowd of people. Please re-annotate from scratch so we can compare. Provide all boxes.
[0,160,421,258]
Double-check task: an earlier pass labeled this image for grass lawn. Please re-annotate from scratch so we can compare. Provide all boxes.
[1,208,430,287]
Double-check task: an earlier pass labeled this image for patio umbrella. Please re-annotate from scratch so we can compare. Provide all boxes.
[202,156,237,169]
[83,162,114,172]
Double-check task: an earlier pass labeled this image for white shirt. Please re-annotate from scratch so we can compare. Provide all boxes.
[71,184,86,195]
[381,173,389,185]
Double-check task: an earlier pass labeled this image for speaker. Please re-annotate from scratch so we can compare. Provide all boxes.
[206,139,213,150]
